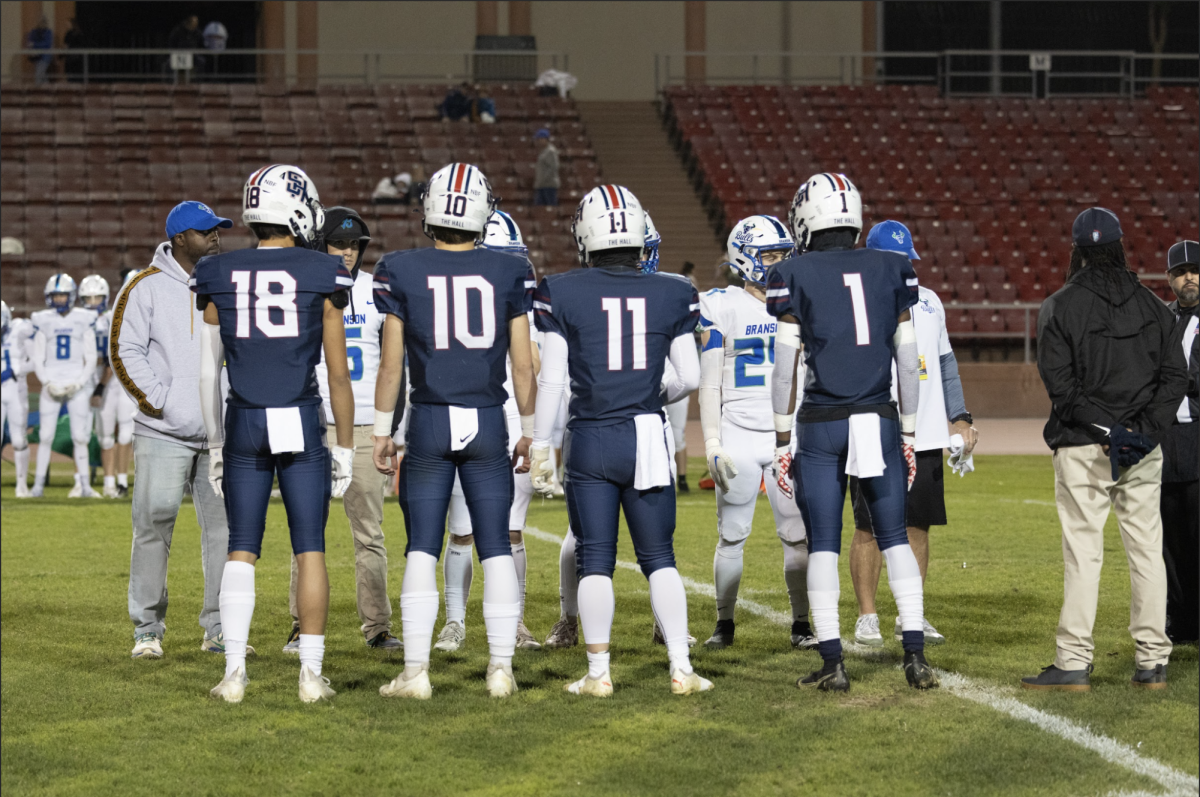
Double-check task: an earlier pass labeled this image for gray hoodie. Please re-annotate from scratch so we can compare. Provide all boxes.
[110,242,210,449]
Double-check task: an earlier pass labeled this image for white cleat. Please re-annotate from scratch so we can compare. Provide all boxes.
[894,617,945,646]
[30,484,44,498]
[14,483,31,498]
[298,665,335,703]
[433,620,465,652]
[131,633,163,659]
[379,667,432,700]
[486,662,517,698]
[854,613,884,648]
[103,484,121,499]
[515,622,542,650]
[566,671,614,697]
[670,668,714,695]
[210,666,248,703]
[68,482,99,498]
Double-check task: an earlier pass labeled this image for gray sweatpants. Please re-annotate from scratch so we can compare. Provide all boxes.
[128,434,229,639]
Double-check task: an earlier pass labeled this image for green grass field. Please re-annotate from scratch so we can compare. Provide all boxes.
[1,455,1197,797]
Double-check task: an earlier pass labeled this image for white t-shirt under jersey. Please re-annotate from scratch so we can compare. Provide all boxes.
[890,285,953,451]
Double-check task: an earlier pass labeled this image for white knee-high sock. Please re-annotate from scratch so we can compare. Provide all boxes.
[577,574,614,646]
[72,441,89,480]
[781,540,810,622]
[14,446,30,486]
[649,568,693,674]
[443,541,473,625]
[219,560,256,677]
[400,551,440,675]
[511,541,527,618]
[299,634,325,677]
[34,437,52,485]
[481,555,521,667]
[807,551,840,643]
[713,539,745,622]
[882,544,925,633]
[559,527,579,618]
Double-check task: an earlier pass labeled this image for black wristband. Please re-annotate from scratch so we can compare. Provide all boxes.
[950,412,973,425]
[92,382,105,398]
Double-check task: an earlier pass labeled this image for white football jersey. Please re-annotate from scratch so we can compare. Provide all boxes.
[2,327,21,384]
[91,310,113,385]
[889,286,953,451]
[700,285,785,433]
[31,307,97,384]
[318,269,384,426]
[9,317,34,372]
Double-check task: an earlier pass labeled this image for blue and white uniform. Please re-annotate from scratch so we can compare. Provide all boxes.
[31,306,99,489]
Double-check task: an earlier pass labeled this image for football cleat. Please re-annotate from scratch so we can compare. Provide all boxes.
[201,633,255,656]
[433,620,465,652]
[103,484,121,499]
[543,616,578,648]
[486,662,517,697]
[652,624,697,647]
[298,665,336,703]
[366,630,403,650]
[282,624,301,654]
[15,483,31,498]
[676,475,690,494]
[854,613,884,647]
[670,669,714,695]
[798,659,850,692]
[791,620,818,651]
[131,632,163,659]
[894,617,945,646]
[68,481,98,498]
[903,651,940,690]
[210,666,248,703]
[30,484,44,498]
[704,619,735,650]
[566,671,613,697]
[515,622,542,650]
[380,667,432,700]
[116,484,129,498]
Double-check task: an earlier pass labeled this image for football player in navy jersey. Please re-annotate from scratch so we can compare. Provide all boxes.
[371,164,537,700]
[193,164,357,704]
[529,185,710,697]
[765,173,938,692]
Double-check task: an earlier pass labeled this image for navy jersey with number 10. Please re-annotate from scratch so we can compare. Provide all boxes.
[765,248,918,409]
[190,247,353,408]
[534,267,700,427]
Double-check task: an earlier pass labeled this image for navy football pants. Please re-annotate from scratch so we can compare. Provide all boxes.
[795,415,908,554]
[223,403,331,557]
[399,404,513,562]
[564,420,677,579]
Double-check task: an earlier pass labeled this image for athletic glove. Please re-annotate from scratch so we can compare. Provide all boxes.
[207,446,224,499]
[902,436,917,491]
[529,443,556,497]
[1107,427,1155,481]
[47,383,73,400]
[704,438,738,493]
[772,445,793,500]
[331,445,354,499]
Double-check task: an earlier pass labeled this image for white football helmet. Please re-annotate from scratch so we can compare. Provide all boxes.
[788,172,863,251]
[572,185,647,266]
[422,163,496,241]
[725,215,795,286]
[44,273,78,313]
[640,211,662,273]
[479,209,528,257]
[1,300,10,336]
[79,275,111,313]
[242,164,325,248]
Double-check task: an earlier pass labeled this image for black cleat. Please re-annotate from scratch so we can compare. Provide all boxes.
[798,658,849,692]
[703,619,735,649]
[676,475,690,494]
[790,620,818,650]
[116,485,129,499]
[903,651,940,690]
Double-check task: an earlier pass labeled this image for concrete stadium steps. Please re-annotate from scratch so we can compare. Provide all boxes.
[577,102,724,289]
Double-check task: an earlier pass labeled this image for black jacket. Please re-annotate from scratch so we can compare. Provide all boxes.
[1037,264,1189,450]
[1162,301,1199,482]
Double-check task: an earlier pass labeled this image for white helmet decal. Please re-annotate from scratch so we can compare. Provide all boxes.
[572,185,647,266]
[788,172,863,251]
[725,215,795,285]
[422,163,496,241]
[242,164,325,247]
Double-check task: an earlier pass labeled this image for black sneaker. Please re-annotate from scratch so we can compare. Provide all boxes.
[116,485,129,498]
[797,658,849,692]
[367,630,403,650]
[790,620,818,650]
[903,650,940,690]
[677,475,690,494]
[1020,664,1092,692]
[1131,663,1168,690]
[703,619,735,649]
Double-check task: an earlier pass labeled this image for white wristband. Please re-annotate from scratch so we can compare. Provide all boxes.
[774,412,794,434]
[520,414,534,438]
[900,413,917,435]
[374,409,395,438]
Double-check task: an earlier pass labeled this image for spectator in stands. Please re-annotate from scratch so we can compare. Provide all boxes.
[1161,240,1199,645]
[439,83,473,122]
[1022,208,1188,693]
[202,20,228,77]
[372,172,412,205]
[533,128,559,206]
[62,18,87,82]
[168,15,204,77]
[25,17,54,85]
[472,89,497,124]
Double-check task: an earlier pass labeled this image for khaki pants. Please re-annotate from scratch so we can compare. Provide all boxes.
[1052,444,1172,670]
[290,425,392,639]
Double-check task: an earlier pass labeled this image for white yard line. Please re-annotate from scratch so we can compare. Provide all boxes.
[524,525,1199,797]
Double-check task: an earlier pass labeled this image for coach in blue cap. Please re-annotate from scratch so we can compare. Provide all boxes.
[111,200,238,660]
[1023,207,1188,692]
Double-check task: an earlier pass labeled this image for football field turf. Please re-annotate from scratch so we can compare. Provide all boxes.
[2,455,1197,797]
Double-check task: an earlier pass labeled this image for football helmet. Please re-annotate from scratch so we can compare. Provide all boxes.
[44,273,78,313]
[78,274,111,313]
[640,211,662,273]
[572,185,646,266]
[480,210,528,257]
[1,300,10,336]
[788,172,862,251]
[421,163,496,241]
[725,215,794,286]
[242,164,325,248]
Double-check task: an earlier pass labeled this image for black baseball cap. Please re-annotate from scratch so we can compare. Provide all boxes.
[1071,207,1123,247]
[1167,240,1199,271]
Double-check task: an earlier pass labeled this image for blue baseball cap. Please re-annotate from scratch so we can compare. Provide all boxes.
[165,201,232,239]
[866,220,920,260]
[534,127,551,139]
